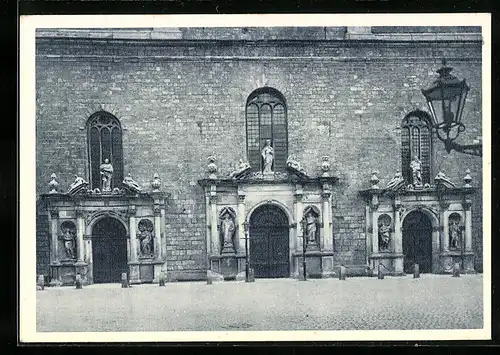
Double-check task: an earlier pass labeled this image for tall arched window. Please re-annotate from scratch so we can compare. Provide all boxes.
[401,111,433,185]
[246,88,288,172]
[87,111,123,190]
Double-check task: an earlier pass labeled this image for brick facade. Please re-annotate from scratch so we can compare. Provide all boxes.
[35,27,484,280]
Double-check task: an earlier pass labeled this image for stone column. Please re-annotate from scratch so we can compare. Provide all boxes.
[210,185,219,255]
[75,209,85,262]
[154,205,162,259]
[160,207,166,259]
[321,188,332,250]
[237,189,246,254]
[205,192,211,257]
[371,193,380,254]
[393,202,403,274]
[49,209,59,263]
[294,184,304,250]
[128,206,138,262]
[442,212,450,252]
[464,200,473,251]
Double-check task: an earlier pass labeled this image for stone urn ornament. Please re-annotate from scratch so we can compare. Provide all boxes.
[320,156,331,177]
[49,173,59,194]
[463,169,473,188]
[151,173,161,191]
[370,170,380,189]
[207,156,217,179]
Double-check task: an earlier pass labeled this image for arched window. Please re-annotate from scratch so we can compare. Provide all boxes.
[246,88,288,172]
[87,111,123,190]
[401,111,433,185]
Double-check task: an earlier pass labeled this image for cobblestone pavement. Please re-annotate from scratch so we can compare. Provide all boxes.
[36,274,483,332]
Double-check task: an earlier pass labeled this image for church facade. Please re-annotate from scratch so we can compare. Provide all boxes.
[35,26,484,285]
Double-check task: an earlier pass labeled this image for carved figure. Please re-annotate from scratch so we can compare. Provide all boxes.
[386,171,405,191]
[123,173,142,193]
[410,156,423,187]
[305,211,317,245]
[68,174,88,195]
[435,171,456,188]
[449,219,462,249]
[99,159,114,192]
[378,221,391,251]
[62,227,76,259]
[261,139,274,173]
[286,156,309,179]
[229,159,251,179]
[138,221,154,257]
[221,213,236,248]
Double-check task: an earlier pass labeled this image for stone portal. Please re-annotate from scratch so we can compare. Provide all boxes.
[249,204,290,278]
[402,211,433,273]
[91,217,128,283]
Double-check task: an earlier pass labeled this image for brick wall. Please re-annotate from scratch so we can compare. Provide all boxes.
[35,35,484,278]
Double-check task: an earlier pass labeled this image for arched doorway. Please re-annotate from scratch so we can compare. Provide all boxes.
[249,204,290,278]
[402,210,433,273]
[92,217,128,283]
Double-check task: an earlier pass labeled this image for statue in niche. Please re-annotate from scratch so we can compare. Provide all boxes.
[386,170,405,191]
[99,158,114,192]
[449,218,462,249]
[122,173,142,193]
[61,225,76,259]
[410,155,423,187]
[220,212,236,253]
[138,220,154,257]
[434,171,456,189]
[261,139,274,173]
[229,159,252,179]
[68,174,88,195]
[378,219,391,251]
[305,210,318,245]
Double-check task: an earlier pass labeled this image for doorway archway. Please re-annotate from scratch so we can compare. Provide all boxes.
[249,204,290,278]
[92,217,128,283]
[402,210,433,273]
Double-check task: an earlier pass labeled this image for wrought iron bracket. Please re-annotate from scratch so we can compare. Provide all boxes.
[444,139,482,157]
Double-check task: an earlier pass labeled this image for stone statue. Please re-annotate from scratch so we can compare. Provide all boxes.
[305,211,317,245]
[62,227,76,259]
[229,159,251,179]
[378,221,391,251]
[122,173,142,193]
[138,221,154,257]
[261,139,274,173]
[449,219,462,249]
[99,159,114,192]
[410,156,422,187]
[435,171,456,188]
[220,213,236,250]
[386,170,405,191]
[286,156,309,179]
[68,174,88,195]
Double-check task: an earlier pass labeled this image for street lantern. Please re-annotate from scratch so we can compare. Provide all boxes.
[300,216,308,281]
[243,221,250,282]
[421,59,481,156]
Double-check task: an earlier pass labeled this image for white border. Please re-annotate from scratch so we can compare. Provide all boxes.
[19,14,492,343]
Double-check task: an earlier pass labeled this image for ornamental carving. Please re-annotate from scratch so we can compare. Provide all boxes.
[448,213,462,250]
[377,214,392,252]
[138,219,154,257]
[60,221,77,260]
[219,207,237,254]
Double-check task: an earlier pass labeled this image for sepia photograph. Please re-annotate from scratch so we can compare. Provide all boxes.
[19,14,491,342]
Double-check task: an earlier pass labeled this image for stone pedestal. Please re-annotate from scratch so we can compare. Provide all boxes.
[219,254,238,280]
[369,253,405,276]
[439,250,475,274]
[74,260,89,285]
[321,254,336,278]
[128,262,141,284]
